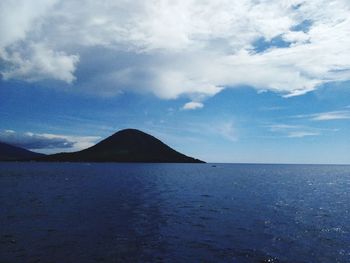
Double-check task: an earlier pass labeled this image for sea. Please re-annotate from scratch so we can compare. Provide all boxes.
[0,163,349,263]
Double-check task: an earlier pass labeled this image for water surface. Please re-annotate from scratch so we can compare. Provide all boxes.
[0,163,349,262]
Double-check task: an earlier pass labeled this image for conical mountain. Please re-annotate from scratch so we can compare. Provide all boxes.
[41,129,204,163]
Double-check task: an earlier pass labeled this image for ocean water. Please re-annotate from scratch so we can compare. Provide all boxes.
[0,163,349,263]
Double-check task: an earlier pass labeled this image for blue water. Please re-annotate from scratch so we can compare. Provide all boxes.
[0,163,349,262]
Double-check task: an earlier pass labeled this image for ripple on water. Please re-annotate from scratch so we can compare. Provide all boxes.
[0,163,350,262]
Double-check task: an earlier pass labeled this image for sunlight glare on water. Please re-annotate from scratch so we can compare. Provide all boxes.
[0,163,349,262]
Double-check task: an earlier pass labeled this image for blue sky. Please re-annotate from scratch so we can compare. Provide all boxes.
[1,0,350,164]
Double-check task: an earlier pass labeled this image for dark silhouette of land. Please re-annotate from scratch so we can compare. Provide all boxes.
[0,129,204,163]
[0,141,45,161]
[41,129,204,163]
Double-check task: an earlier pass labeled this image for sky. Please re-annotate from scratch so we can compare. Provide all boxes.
[1,0,350,164]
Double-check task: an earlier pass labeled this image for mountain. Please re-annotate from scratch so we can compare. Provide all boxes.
[0,141,45,161]
[41,129,204,163]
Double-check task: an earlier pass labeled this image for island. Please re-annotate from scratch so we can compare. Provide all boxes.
[0,129,204,163]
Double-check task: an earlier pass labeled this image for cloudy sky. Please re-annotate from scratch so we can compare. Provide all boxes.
[1,0,350,163]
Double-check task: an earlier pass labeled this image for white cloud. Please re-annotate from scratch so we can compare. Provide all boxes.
[267,123,325,138]
[0,0,58,47]
[1,43,79,83]
[182,101,204,110]
[295,110,350,121]
[287,131,319,138]
[0,130,73,149]
[282,31,310,44]
[0,130,100,153]
[0,0,79,83]
[268,124,301,132]
[311,110,350,121]
[1,0,350,100]
[216,122,238,142]
[39,133,101,152]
